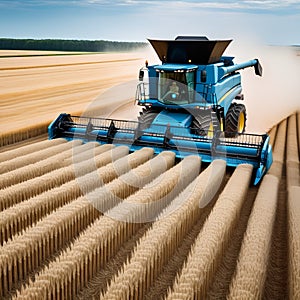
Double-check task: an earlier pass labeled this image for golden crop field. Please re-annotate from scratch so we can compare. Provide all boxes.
[0,52,299,299]
[0,50,144,147]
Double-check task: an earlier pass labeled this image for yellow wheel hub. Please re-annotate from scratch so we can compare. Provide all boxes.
[208,122,214,138]
[238,112,245,133]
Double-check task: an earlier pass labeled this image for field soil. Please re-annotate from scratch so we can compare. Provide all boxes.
[0,51,144,137]
[0,50,93,56]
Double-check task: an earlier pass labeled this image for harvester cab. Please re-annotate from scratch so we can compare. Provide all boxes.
[48,36,272,185]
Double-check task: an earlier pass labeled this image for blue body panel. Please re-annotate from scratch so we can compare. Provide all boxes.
[137,99,213,110]
[152,110,192,127]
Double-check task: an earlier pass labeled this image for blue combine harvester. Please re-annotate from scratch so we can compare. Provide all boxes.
[49,36,272,184]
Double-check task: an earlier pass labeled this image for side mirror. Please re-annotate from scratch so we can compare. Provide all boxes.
[139,70,144,81]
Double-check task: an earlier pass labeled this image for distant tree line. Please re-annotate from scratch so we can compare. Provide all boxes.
[0,38,148,52]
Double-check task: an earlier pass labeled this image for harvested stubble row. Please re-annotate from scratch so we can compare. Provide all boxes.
[288,186,300,299]
[74,150,175,216]
[166,164,253,300]
[287,114,300,300]
[103,155,200,223]
[15,153,199,300]
[0,122,49,147]
[0,144,114,212]
[268,119,287,180]
[286,114,299,163]
[0,138,65,163]
[64,141,109,165]
[0,150,171,299]
[102,159,226,300]
[298,112,300,151]
[0,138,82,175]
[286,114,300,187]
[262,120,289,299]
[0,140,83,190]
[64,141,116,165]
[268,125,277,148]
[228,174,279,299]
[0,146,152,244]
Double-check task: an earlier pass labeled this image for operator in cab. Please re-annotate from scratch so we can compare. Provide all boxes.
[169,81,179,96]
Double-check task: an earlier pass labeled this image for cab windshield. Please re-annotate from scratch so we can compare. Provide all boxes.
[157,70,195,104]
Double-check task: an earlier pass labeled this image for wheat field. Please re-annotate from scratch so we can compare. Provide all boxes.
[0,52,299,299]
[0,51,144,147]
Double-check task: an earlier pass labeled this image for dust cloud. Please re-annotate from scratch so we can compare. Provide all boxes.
[228,40,300,133]
[81,79,142,119]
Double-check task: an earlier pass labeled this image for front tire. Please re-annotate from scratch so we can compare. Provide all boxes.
[137,107,159,130]
[192,111,220,137]
[225,103,247,137]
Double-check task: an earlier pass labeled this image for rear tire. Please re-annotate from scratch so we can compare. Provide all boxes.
[225,103,246,137]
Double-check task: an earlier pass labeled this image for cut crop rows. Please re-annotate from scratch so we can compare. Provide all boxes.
[15,154,200,299]
[0,149,170,298]
[0,111,298,299]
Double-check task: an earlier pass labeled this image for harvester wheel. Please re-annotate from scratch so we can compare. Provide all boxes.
[192,111,220,137]
[137,107,159,130]
[225,103,247,137]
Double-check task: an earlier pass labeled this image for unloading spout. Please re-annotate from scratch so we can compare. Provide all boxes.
[218,59,263,79]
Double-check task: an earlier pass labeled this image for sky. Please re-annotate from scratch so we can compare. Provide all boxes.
[0,0,300,45]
